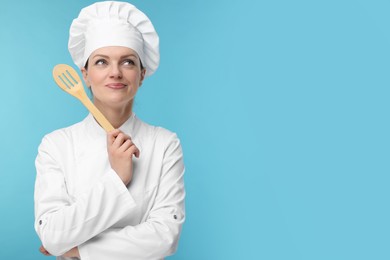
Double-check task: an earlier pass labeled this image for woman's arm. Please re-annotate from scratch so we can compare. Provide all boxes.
[78,133,185,260]
[34,135,137,256]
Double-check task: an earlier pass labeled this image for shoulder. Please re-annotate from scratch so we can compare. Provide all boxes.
[38,119,87,151]
[135,118,184,167]
[135,116,181,148]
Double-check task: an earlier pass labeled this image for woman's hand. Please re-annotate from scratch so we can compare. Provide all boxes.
[39,245,51,256]
[39,245,80,258]
[107,129,140,185]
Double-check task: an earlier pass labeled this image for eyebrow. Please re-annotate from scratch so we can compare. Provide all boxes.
[92,54,138,59]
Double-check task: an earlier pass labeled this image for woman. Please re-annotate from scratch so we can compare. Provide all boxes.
[34,1,185,259]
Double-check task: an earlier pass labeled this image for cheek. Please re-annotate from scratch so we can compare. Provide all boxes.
[88,70,106,85]
[132,71,143,83]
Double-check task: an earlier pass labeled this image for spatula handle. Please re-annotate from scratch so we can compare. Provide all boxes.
[80,97,115,132]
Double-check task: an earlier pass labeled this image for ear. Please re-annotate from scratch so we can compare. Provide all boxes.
[81,67,91,88]
[139,68,146,87]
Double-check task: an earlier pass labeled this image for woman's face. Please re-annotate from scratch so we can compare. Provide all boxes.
[81,46,146,109]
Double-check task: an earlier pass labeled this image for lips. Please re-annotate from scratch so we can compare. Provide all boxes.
[105,83,127,89]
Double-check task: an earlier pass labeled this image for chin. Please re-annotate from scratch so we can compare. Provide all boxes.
[94,93,134,108]
[107,97,133,107]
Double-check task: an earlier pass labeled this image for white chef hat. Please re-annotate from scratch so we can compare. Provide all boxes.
[68,1,159,77]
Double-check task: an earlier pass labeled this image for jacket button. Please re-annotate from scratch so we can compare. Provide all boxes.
[39,220,42,225]
[173,215,177,220]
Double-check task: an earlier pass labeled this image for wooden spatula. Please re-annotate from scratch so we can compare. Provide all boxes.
[52,64,114,132]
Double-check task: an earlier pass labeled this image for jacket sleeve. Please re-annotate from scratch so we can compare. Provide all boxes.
[78,133,186,260]
[34,135,137,256]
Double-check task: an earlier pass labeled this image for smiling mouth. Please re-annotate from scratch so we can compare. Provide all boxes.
[105,83,127,89]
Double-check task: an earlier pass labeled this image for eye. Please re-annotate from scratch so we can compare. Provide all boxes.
[95,59,107,66]
[122,59,135,66]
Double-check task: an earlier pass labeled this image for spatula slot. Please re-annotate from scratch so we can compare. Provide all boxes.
[59,71,76,89]
[66,70,78,85]
[58,75,71,89]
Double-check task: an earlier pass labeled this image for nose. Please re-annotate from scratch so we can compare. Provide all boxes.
[109,64,122,79]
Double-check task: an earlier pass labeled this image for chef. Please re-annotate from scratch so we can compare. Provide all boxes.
[34,1,185,259]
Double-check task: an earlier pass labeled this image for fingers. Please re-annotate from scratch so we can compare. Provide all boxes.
[113,132,130,149]
[120,139,134,152]
[127,142,140,158]
[107,129,121,146]
[39,245,51,256]
[108,130,130,148]
[119,139,140,158]
[107,129,140,158]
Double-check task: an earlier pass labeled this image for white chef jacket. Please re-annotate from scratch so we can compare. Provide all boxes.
[34,113,185,260]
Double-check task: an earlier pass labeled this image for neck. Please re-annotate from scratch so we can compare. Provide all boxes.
[93,99,133,129]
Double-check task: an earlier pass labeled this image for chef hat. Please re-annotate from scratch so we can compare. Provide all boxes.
[68,1,159,77]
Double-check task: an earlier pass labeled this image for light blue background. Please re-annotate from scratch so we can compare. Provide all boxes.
[0,0,389,259]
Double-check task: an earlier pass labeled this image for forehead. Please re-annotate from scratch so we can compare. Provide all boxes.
[90,46,139,59]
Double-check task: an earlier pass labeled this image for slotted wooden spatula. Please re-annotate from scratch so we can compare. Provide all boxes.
[52,64,114,132]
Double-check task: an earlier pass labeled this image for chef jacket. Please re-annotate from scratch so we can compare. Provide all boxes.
[34,113,185,260]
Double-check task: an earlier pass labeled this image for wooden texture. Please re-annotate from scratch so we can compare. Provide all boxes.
[52,64,115,132]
